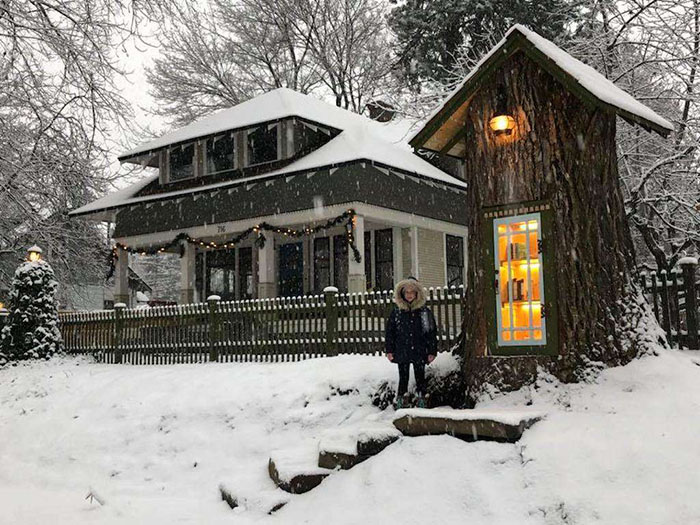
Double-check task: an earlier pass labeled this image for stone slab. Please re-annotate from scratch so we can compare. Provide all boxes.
[268,455,332,494]
[357,430,401,456]
[318,449,369,470]
[392,408,543,442]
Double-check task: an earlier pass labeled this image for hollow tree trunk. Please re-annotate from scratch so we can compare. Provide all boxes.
[459,52,660,395]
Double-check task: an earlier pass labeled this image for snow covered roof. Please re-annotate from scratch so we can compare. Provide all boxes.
[410,25,674,152]
[70,89,464,220]
[119,88,422,161]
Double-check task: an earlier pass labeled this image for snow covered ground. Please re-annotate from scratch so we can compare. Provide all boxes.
[1,349,699,524]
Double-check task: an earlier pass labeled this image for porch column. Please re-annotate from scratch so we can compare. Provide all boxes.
[408,226,420,279]
[393,226,403,282]
[179,241,196,304]
[114,245,130,306]
[258,237,276,298]
[348,215,366,293]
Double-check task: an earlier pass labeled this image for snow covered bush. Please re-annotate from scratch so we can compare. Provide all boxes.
[0,260,63,362]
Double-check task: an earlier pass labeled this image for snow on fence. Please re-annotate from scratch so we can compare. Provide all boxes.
[56,286,465,364]
[639,258,699,349]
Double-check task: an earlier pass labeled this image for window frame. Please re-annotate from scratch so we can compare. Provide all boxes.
[445,233,466,288]
[167,142,196,182]
[247,122,280,167]
[204,133,236,176]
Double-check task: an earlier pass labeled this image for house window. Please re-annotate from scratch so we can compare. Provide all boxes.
[374,228,393,291]
[494,213,546,346]
[333,234,348,292]
[296,120,332,153]
[206,249,236,301]
[446,235,465,287]
[206,134,235,175]
[247,124,278,165]
[313,237,330,293]
[169,143,195,182]
[238,247,254,299]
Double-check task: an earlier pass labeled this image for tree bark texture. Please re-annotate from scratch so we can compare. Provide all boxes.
[459,52,662,397]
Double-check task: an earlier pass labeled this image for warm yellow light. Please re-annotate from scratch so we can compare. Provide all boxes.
[0,302,5,310]
[519,302,542,309]
[489,115,516,135]
[27,245,42,262]
[519,260,540,268]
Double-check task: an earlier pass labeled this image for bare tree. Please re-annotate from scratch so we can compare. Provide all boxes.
[568,0,700,271]
[146,0,398,126]
[0,1,175,296]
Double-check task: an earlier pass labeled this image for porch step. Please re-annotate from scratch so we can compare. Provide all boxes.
[392,408,544,442]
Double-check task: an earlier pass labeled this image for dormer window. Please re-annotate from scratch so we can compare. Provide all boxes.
[296,121,332,153]
[205,133,235,175]
[248,123,278,165]
[169,143,195,182]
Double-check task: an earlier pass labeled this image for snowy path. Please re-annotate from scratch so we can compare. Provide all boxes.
[1,350,699,524]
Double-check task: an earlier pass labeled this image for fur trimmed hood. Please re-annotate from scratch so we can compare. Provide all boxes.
[393,277,427,311]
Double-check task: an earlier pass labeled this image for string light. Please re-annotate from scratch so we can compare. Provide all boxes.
[106,210,362,280]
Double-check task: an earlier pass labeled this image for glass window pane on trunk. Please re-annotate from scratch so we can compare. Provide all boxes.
[494,213,546,347]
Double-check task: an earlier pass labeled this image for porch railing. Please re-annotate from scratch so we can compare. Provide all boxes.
[639,258,699,349]
[57,286,466,364]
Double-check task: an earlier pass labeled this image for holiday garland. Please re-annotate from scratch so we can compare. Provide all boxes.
[106,209,361,280]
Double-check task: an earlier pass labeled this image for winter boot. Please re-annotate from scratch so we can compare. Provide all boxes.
[416,395,426,409]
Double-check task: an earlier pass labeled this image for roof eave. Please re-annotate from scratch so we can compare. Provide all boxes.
[67,208,117,222]
[67,158,467,220]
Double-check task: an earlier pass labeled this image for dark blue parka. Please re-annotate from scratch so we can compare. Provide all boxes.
[385,278,438,364]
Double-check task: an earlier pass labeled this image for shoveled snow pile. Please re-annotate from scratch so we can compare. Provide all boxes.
[1,349,699,524]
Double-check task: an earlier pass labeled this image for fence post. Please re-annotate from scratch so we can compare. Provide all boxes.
[659,270,673,345]
[114,303,126,364]
[680,258,699,350]
[324,286,339,356]
[208,295,221,362]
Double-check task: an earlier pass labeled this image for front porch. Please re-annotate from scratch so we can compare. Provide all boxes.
[111,203,468,305]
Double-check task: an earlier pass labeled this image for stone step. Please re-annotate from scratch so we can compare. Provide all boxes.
[317,423,402,470]
[268,448,333,494]
[392,408,544,442]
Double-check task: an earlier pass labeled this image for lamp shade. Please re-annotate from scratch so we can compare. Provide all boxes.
[27,245,43,262]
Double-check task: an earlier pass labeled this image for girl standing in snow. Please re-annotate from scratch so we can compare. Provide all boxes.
[385,277,437,409]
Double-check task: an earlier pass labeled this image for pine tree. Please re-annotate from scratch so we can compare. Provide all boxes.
[0,260,63,362]
[388,0,575,85]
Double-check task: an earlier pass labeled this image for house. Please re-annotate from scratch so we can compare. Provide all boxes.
[70,89,469,304]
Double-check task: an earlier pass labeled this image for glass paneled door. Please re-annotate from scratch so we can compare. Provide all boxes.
[493,213,546,346]
[278,242,304,297]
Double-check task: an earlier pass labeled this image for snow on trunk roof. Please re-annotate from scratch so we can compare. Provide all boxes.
[411,24,673,144]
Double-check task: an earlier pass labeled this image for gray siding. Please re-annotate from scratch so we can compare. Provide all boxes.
[114,163,468,238]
